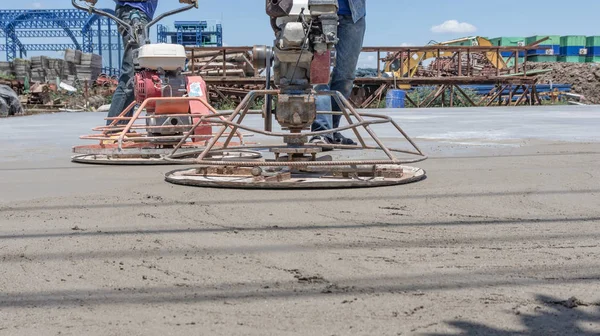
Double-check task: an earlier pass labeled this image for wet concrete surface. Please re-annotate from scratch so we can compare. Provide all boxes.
[1,105,600,335]
[1,104,599,163]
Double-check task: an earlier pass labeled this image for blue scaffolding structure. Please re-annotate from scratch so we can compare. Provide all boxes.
[157,21,222,47]
[0,9,121,75]
[1,10,224,76]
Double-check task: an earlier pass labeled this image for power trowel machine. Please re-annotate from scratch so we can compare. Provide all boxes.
[164,0,428,188]
[71,0,249,164]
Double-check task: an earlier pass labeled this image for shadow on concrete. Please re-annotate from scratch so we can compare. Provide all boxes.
[1,189,599,212]
[1,272,600,310]
[426,294,600,336]
[1,230,600,261]
[0,215,599,242]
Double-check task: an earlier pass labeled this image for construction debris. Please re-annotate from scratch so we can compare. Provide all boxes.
[528,62,600,104]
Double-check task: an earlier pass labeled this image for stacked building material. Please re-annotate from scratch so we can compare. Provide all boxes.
[189,50,255,77]
[76,53,103,83]
[64,49,83,64]
[427,53,499,77]
[0,61,13,78]
[13,59,31,82]
[61,59,77,85]
[47,58,64,81]
[30,56,50,82]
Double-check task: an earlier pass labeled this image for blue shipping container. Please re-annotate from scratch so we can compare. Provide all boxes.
[527,45,560,55]
[501,51,526,58]
[587,46,600,56]
[561,46,586,56]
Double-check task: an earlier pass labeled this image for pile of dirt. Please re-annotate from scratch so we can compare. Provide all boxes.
[528,62,600,104]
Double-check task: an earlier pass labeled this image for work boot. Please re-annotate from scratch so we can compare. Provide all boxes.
[333,132,357,146]
[309,136,334,152]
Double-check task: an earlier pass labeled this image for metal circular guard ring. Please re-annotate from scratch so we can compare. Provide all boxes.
[164,165,426,189]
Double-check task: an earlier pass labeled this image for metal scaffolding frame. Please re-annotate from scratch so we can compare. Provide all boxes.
[0,9,121,74]
[157,21,223,47]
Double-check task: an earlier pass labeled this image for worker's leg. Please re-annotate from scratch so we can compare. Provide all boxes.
[311,16,366,141]
[329,15,366,141]
[311,84,334,141]
[105,6,148,127]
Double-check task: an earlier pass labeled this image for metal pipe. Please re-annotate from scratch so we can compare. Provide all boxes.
[195,92,256,161]
[331,94,367,148]
[335,92,397,161]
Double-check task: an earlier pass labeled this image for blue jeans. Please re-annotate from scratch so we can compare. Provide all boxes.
[311,14,366,140]
[106,5,149,126]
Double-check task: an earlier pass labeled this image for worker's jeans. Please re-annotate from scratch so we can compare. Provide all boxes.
[311,14,366,140]
[106,5,149,126]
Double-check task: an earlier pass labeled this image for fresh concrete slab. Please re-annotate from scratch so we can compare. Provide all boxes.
[0,106,599,335]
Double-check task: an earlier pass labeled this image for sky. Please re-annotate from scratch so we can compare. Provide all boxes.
[4,0,600,68]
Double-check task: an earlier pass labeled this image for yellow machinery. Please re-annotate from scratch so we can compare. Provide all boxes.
[384,36,508,79]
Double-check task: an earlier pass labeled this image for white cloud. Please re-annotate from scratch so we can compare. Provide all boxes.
[431,20,477,34]
[32,2,43,8]
[357,53,378,68]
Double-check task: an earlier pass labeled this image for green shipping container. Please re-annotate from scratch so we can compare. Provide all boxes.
[560,35,587,46]
[498,37,526,47]
[558,56,586,63]
[489,37,525,47]
[586,36,600,47]
[586,36,600,57]
[586,56,600,63]
[526,35,560,46]
[529,55,559,62]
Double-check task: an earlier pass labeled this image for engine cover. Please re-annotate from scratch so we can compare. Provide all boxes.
[136,70,193,136]
[135,71,162,112]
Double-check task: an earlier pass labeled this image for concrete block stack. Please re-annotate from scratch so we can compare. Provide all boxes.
[62,59,77,85]
[1,49,103,86]
[47,58,64,81]
[13,59,31,82]
[64,49,82,64]
[76,53,103,83]
[30,56,50,82]
[0,62,13,78]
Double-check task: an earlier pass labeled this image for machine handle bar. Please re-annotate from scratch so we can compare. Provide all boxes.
[72,0,135,40]
[72,0,197,44]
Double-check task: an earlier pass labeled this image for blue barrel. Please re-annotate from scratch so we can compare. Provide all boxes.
[385,89,406,108]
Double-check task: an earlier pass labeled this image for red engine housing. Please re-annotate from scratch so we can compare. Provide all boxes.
[135,71,162,112]
[133,70,212,143]
[310,51,332,85]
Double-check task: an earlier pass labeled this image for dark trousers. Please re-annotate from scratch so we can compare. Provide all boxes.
[106,5,149,126]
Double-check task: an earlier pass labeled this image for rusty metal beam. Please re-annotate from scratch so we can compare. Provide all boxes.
[185,44,551,54]
[404,94,418,108]
[425,85,447,108]
[454,85,477,107]
[200,76,538,86]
